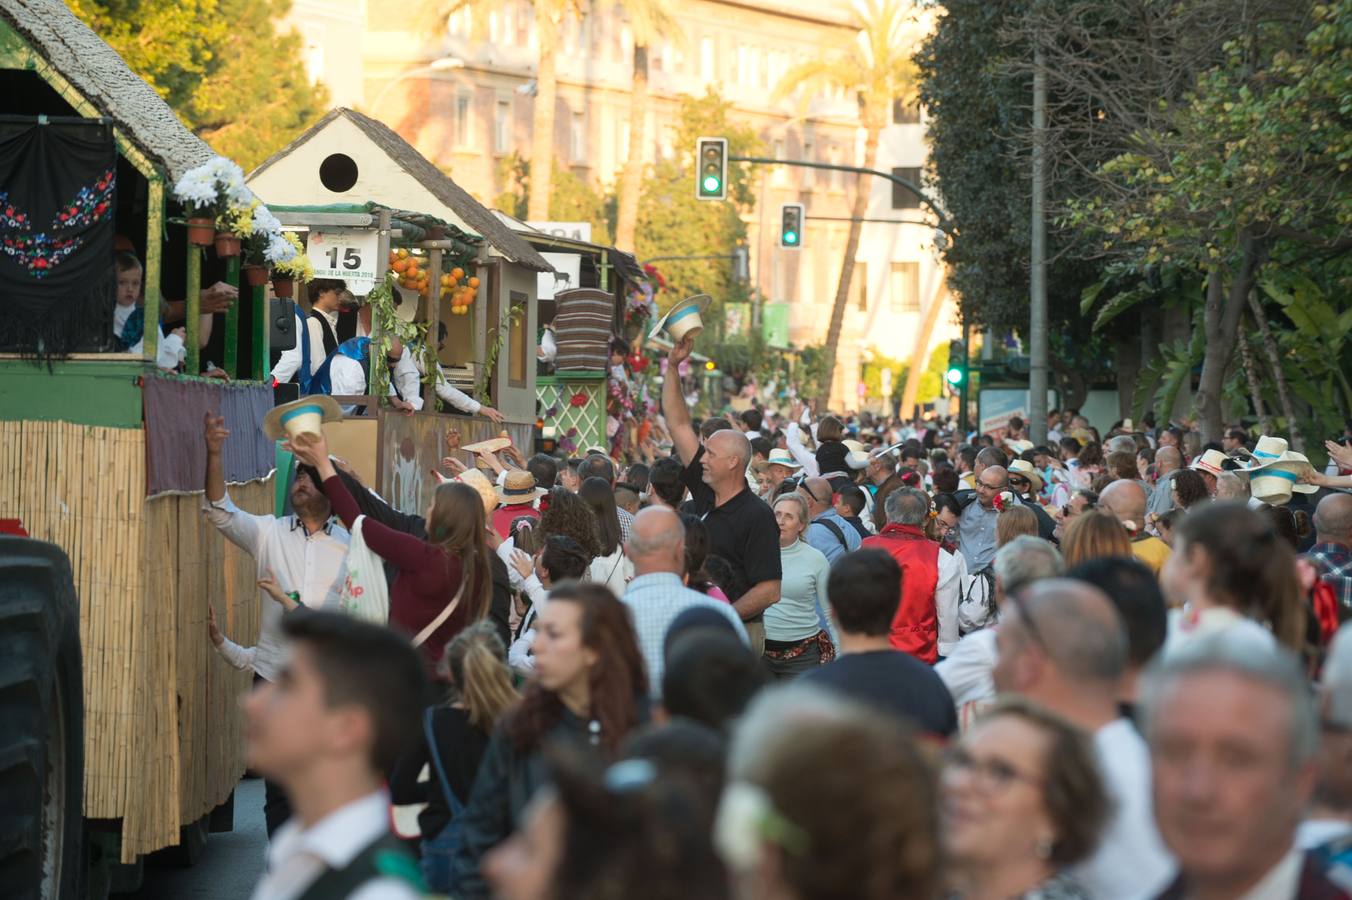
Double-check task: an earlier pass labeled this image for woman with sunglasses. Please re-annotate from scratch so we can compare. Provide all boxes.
[942,697,1108,899]
[763,493,835,679]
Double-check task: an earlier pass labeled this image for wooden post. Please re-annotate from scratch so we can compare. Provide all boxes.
[222,256,240,376]
[185,244,201,374]
[424,246,443,410]
[250,284,267,381]
[142,176,164,366]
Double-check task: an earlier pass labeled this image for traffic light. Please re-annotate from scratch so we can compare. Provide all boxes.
[779,202,804,249]
[945,339,966,387]
[695,137,727,200]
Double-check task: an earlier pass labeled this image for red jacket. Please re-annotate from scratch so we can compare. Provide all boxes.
[861,523,940,664]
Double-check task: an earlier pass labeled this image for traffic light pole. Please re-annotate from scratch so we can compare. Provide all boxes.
[959,319,971,437]
[728,155,952,235]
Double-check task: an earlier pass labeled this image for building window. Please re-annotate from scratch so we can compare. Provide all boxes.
[891,167,922,209]
[455,94,473,147]
[700,36,715,82]
[570,111,586,162]
[890,261,919,311]
[494,99,511,154]
[892,97,921,124]
[853,260,868,310]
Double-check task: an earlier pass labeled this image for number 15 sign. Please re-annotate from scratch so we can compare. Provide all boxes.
[307,230,381,295]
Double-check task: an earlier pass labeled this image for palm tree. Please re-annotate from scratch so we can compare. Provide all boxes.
[612,0,682,252]
[440,0,580,221]
[773,0,918,408]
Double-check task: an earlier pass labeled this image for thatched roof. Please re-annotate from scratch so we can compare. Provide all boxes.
[252,108,552,272]
[0,0,214,181]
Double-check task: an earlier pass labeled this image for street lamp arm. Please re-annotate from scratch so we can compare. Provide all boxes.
[727,155,951,234]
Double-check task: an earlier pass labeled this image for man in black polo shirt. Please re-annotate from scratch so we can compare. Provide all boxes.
[663,336,782,656]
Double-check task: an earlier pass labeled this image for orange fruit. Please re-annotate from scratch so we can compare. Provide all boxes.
[392,258,408,273]
[451,267,464,280]
[396,248,409,259]
[440,273,451,287]
[467,276,480,289]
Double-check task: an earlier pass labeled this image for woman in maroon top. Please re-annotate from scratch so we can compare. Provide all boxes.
[288,431,492,671]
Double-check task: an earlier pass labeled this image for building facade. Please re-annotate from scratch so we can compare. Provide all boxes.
[284,0,956,412]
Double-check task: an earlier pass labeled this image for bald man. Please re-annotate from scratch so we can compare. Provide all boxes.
[1100,479,1171,575]
[1307,493,1352,621]
[994,580,1175,899]
[622,506,747,697]
[663,336,781,655]
[1147,446,1184,518]
[799,475,861,565]
[957,464,1007,571]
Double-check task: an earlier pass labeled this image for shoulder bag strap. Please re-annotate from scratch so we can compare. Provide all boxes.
[412,577,467,648]
[818,517,849,551]
[423,708,465,817]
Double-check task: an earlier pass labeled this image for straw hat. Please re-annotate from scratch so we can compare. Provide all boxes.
[497,469,546,506]
[765,449,802,471]
[263,395,344,442]
[1190,449,1229,478]
[456,468,501,516]
[462,435,512,455]
[1237,436,1317,505]
[1004,438,1035,455]
[648,294,712,341]
[1007,458,1045,494]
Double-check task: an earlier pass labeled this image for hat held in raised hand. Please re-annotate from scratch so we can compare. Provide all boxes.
[649,294,712,342]
[1237,435,1318,506]
[263,395,344,442]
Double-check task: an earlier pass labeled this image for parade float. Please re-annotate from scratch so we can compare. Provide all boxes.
[246,107,551,513]
[0,1,289,894]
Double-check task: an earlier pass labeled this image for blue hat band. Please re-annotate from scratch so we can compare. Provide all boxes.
[1254,448,1281,460]
[280,404,325,425]
[666,304,702,327]
[1255,468,1297,483]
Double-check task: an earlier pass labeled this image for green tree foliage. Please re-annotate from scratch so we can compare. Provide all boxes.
[495,152,615,245]
[916,0,1108,406]
[634,89,761,332]
[70,0,328,170]
[862,342,948,411]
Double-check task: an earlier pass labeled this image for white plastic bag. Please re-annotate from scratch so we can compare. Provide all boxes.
[338,516,390,624]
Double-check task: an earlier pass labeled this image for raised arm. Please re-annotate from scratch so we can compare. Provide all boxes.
[661,336,700,465]
[204,412,228,503]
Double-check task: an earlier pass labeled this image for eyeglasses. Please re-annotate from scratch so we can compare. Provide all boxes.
[943,747,1044,791]
[1009,476,1031,488]
[798,482,827,504]
[976,479,1005,490]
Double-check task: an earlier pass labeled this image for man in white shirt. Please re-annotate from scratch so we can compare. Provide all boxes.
[1144,632,1342,900]
[322,337,416,415]
[994,579,1175,900]
[391,325,504,422]
[202,412,350,834]
[246,611,426,900]
[270,279,351,388]
[620,506,746,697]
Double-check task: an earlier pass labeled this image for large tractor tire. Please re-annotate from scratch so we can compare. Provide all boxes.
[0,537,85,900]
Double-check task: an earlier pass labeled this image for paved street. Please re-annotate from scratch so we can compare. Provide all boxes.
[121,778,266,899]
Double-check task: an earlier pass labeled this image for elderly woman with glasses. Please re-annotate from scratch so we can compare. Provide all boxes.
[762,493,835,680]
[942,697,1108,899]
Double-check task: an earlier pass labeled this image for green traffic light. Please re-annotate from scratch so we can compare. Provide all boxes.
[783,230,798,245]
[946,368,964,385]
[702,175,721,193]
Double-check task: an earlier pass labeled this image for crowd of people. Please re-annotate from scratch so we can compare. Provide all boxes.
[204,334,1352,900]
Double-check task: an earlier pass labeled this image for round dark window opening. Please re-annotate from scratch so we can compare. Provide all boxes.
[318,153,359,193]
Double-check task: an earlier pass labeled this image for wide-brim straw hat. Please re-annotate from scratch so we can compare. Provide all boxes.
[765,449,802,470]
[1007,458,1045,493]
[497,469,546,506]
[263,395,344,442]
[1190,449,1229,477]
[648,294,712,342]
[1237,435,1317,503]
[462,436,512,455]
[453,468,501,516]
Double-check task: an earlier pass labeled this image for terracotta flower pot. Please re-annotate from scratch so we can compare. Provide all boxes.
[271,275,295,299]
[243,264,269,287]
[186,217,215,246]
[214,232,241,257]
